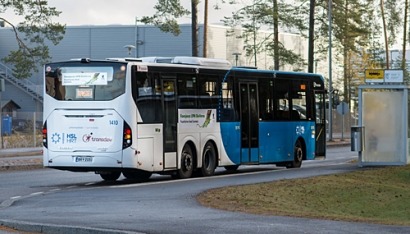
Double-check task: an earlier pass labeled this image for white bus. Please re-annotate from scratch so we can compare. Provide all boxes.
[42,57,326,181]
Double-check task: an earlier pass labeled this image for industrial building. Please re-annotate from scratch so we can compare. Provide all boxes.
[0,24,307,122]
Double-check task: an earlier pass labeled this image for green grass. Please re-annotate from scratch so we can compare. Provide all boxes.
[197,165,410,225]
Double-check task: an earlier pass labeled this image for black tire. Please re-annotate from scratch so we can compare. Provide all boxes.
[286,140,303,168]
[123,170,152,182]
[177,144,194,179]
[224,165,239,172]
[200,142,217,177]
[100,171,121,181]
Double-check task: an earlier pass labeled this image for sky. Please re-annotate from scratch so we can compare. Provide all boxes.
[2,0,247,26]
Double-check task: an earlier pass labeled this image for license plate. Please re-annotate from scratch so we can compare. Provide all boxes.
[74,156,93,163]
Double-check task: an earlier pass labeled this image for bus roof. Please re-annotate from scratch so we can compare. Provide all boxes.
[230,66,325,83]
[55,57,324,85]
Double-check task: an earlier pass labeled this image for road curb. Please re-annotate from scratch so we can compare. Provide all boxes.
[0,219,142,234]
[326,142,351,148]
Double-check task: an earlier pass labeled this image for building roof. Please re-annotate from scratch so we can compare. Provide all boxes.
[1,100,21,109]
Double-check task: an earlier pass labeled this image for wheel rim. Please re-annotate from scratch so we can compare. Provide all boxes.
[182,151,193,172]
[295,147,303,162]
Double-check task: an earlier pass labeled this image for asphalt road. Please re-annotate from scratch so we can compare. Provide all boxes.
[0,146,409,234]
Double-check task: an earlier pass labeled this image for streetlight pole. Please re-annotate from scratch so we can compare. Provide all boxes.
[124,45,136,56]
[328,0,333,141]
[134,17,138,58]
[232,52,241,66]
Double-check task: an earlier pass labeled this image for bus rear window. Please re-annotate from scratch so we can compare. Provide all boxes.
[45,62,126,101]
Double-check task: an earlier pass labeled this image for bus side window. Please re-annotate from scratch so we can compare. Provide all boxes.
[259,79,274,121]
[220,80,236,121]
[177,74,197,108]
[291,81,308,120]
[135,72,162,123]
[198,75,219,109]
[273,79,291,121]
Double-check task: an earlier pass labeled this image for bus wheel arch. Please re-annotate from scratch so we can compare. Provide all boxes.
[177,141,197,179]
[200,140,218,177]
[286,138,305,169]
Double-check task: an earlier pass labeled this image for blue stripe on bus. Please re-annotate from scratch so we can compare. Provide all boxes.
[220,122,241,164]
[221,121,316,165]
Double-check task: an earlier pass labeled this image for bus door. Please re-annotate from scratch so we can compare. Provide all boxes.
[162,79,178,168]
[239,82,259,163]
[315,91,326,158]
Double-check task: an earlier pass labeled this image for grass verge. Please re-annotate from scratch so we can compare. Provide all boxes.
[197,165,410,226]
[1,133,42,148]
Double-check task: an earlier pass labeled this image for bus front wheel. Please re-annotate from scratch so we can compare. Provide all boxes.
[177,144,194,179]
[287,140,303,168]
[200,142,217,177]
[100,171,121,181]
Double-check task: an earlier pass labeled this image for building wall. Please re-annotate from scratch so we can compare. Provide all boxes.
[0,24,306,116]
[206,25,229,60]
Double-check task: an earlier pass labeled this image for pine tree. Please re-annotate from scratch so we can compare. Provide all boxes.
[223,0,308,70]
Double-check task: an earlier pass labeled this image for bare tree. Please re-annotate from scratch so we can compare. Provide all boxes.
[0,1,65,78]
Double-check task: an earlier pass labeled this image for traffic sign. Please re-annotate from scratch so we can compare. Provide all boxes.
[384,70,403,83]
[336,102,349,115]
[365,69,384,83]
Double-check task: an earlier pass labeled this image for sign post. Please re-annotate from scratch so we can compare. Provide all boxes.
[336,101,349,141]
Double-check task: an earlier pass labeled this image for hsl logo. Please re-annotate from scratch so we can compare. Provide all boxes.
[296,126,305,135]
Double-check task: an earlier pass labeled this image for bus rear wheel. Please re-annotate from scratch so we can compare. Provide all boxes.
[286,140,303,168]
[100,171,121,181]
[177,144,194,179]
[123,170,152,182]
[200,142,217,177]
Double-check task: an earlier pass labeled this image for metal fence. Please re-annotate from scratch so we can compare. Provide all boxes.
[1,112,42,149]
[328,111,357,141]
[0,110,356,149]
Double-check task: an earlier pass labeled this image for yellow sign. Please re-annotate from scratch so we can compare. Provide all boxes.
[365,69,384,79]
[365,69,384,83]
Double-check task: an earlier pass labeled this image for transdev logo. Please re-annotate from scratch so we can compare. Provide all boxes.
[82,133,113,143]
[83,133,93,142]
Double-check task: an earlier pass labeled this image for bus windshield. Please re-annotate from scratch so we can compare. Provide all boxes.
[45,61,126,101]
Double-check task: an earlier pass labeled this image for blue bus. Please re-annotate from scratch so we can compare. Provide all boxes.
[42,56,326,181]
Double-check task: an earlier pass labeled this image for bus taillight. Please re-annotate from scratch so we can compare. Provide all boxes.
[123,122,132,149]
[42,122,48,148]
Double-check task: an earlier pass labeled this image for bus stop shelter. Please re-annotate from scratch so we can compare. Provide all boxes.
[352,69,410,166]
